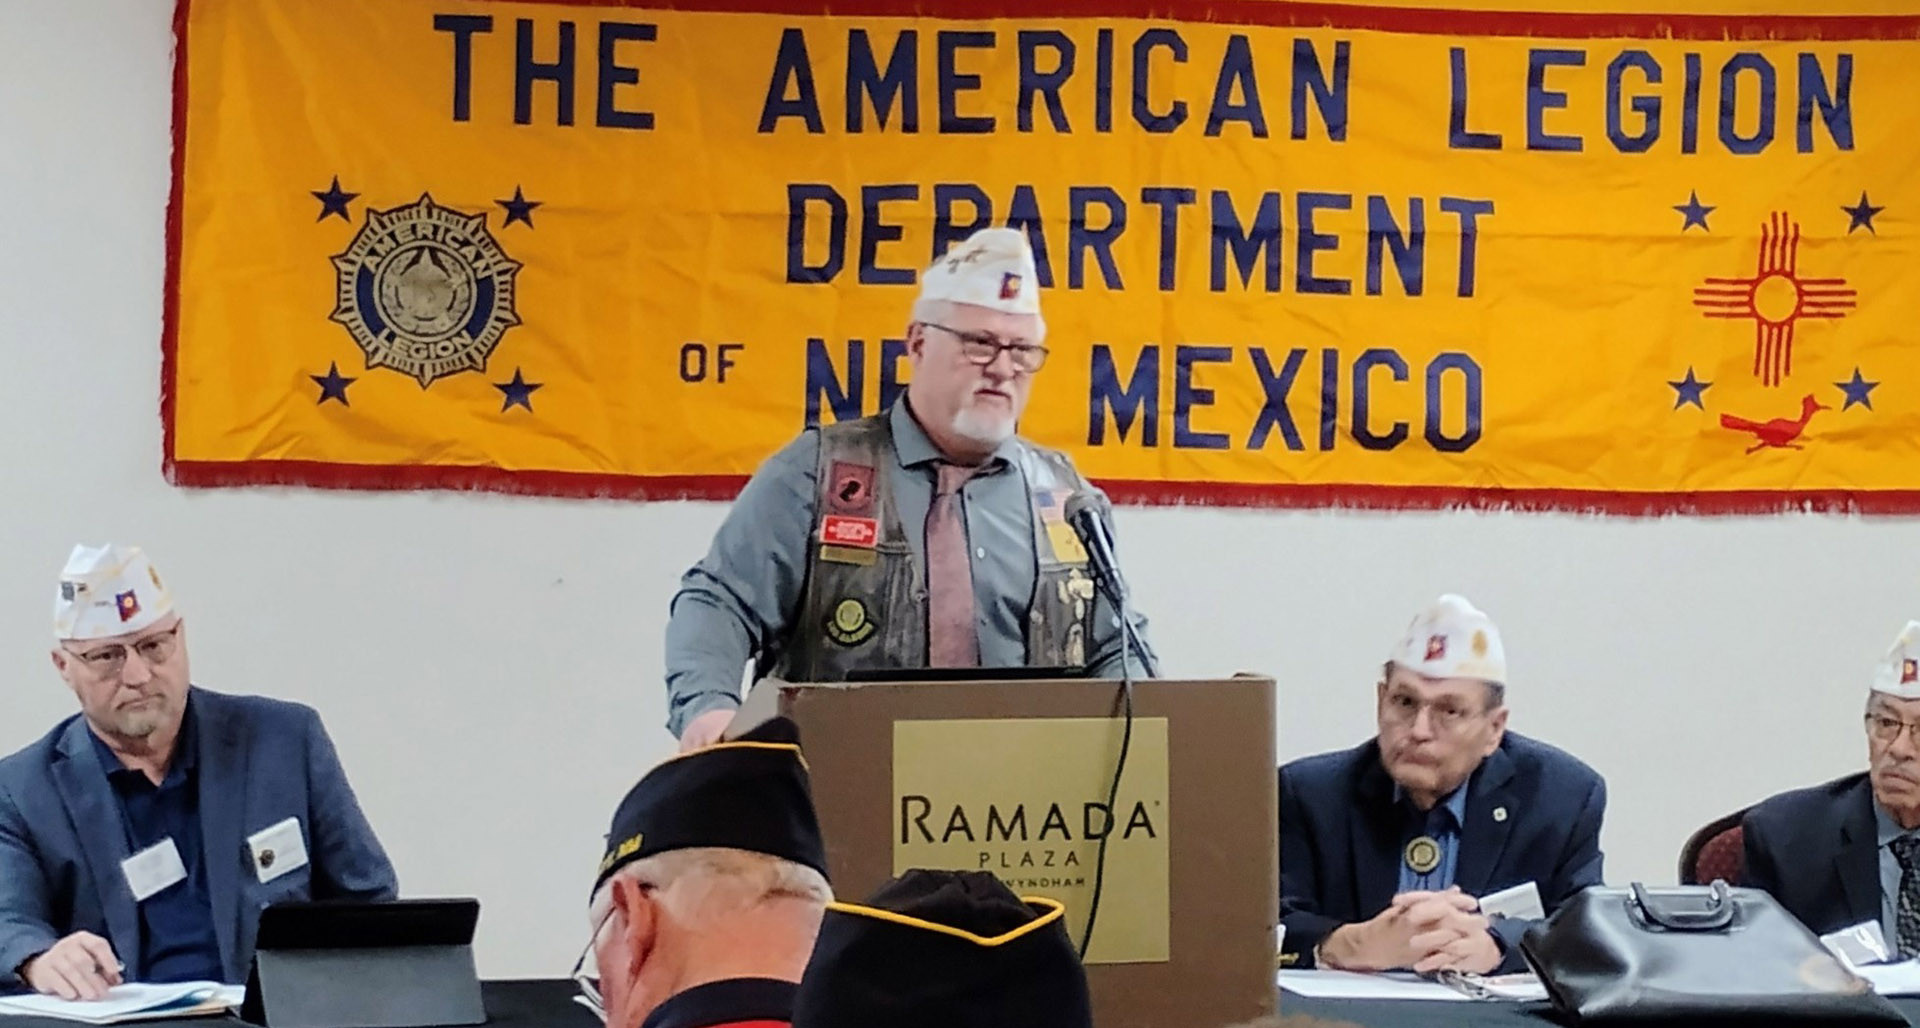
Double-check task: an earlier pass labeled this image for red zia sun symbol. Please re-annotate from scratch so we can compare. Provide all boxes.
[1692,211,1856,387]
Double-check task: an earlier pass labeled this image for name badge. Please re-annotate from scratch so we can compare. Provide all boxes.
[1479,880,1546,921]
[247,817,310,884]
[122,839,188,902]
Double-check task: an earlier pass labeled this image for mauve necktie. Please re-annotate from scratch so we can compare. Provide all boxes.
[926,461,980,667]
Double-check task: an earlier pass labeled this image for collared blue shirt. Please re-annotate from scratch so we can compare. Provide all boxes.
[1395,781,1470,894]
[1874,801,1920,947]
[87,700,223,983]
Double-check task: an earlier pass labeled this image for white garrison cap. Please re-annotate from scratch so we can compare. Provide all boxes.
[1872,621,1920,699]
[1389,594,1508,685]
[53,544,175,640]
[919,227,1042,318]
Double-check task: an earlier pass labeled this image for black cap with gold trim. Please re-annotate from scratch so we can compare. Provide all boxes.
[593,717,827,895]
[792,869,1092,1028]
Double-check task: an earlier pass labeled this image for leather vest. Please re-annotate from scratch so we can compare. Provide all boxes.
[768,414,1097,683]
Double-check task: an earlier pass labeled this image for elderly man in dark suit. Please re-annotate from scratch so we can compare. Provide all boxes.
[1744,620,1920,952]
[0,545,395,998]
[1279,594,1607,975]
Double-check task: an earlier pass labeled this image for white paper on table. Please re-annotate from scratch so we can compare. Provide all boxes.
[1277,969,1473,1001]
[0,983,244,1024]
[1855,960,1920,996]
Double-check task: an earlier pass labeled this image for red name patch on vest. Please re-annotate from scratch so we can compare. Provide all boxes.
[821,515,878,548]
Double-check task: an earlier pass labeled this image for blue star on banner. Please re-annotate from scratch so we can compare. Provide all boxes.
[495,186,541,228]
[1835,367,1880,411]
[311,177,358,222]
[311,362,356,406]
[1842,191,1884,234]
[1667,367,1712,410]
[1672,190,1715,232]
[494,368,542,412]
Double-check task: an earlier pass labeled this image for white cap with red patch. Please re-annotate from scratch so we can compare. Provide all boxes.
[53,544,175,640]
[1389,593,1507,685]
[918,227,1042,318]
[1872,621,1920,699]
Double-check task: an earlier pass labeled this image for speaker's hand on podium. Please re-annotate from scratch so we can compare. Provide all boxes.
[678,708,735,752]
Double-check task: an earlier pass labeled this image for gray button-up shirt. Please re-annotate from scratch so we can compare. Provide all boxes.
[663,401,1155,735]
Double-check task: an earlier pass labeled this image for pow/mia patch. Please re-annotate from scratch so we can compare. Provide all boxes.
[826,598,876,646]
[329,194,522,388]
[828,461,875,515]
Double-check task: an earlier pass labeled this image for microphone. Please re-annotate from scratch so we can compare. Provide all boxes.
[1064,492,1128,607]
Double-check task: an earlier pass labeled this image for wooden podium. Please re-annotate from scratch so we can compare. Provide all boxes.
[731,674,1277,1028]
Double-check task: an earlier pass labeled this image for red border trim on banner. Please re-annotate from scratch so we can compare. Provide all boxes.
[161,0,1920,512]
[409,0,1920,40]
[161,0,191,484]
[165,459,1920,516]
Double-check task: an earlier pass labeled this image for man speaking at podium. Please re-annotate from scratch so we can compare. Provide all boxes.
[665,227,1155,750]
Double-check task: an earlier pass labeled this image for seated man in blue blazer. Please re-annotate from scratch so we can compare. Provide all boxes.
[1279,594,1606,974]
[1,544,397,999]
[1744,620,1920,952]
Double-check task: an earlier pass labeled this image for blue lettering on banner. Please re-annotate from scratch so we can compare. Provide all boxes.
[1089,344,1160,446]
[515,18,576,126]
[939,30,998,133]
[848,29,919,132]
[1132,29,1189,133]
[1205,34,1268,138]
[761,28,825,133]
[434,14,493,122]
[596,22,656,130]
[1526,48,1585,151]
[1018,30,1075,132]
[1174,345,1233,450]
[1075,345,1484,454]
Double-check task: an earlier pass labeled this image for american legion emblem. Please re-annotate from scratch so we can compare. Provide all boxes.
[329,194,521,388]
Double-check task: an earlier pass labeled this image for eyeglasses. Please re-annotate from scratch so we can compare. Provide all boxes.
[922,323,1049,373]
[1381,692,1489,734]
[571,906,614,1022]
[1866,713,1920,745]
[62,624,182,677]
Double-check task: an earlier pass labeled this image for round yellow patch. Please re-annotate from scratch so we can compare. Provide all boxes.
[1404,836,1442,875]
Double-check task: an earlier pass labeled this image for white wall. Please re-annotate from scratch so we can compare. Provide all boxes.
[2,0,1917,979]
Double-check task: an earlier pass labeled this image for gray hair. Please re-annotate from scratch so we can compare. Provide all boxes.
[591,847,831,927]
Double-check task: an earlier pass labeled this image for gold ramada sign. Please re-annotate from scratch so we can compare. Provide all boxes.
[893,717,1171,964]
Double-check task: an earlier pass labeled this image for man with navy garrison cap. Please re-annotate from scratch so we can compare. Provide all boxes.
[578,717,831,1028]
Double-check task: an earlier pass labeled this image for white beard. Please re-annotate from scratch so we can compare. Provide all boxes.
[952,406,1014,446]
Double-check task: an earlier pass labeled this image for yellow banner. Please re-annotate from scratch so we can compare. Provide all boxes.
[167,0,1920,511]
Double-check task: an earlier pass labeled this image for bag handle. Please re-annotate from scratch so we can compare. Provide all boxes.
[1630,880,1734,931]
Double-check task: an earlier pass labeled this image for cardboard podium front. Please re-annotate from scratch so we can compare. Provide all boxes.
[731,675,1277,1028]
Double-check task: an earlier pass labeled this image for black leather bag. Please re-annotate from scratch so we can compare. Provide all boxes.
[1519,881,1905,1023]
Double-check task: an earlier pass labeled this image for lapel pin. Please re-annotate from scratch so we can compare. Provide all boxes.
[1493,807,1508,823]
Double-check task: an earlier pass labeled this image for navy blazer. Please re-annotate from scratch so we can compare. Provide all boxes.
[1279,731,1606,972]
[0,688,397,986]
[1741,772,1880,938]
